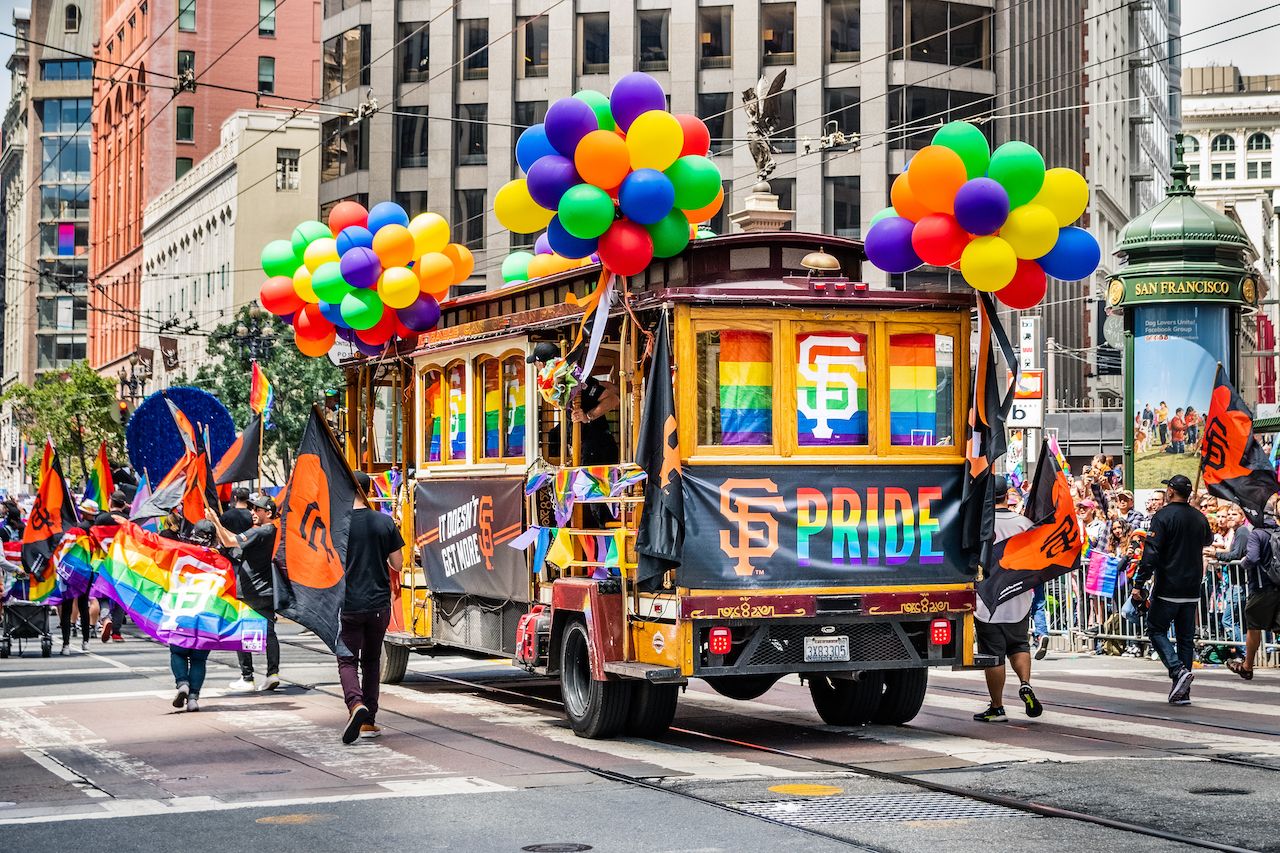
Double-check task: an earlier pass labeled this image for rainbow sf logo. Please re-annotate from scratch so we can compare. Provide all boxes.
[797,335,863,440]
[718,478,786,576]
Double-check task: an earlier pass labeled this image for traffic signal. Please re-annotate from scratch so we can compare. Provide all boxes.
[116,400,131,426]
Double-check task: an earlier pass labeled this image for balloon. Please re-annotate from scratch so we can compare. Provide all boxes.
[953,178,1010,236]
[960,236,1018,292]
[574,129,630,190]
[291,220,331,258]
[1000,203,1059,260]
[339,246,382,289]
[295,302,335,340]
[526,253,558,279]
[1032,167,1089,227]
[910,214,969,267]
[416,251,455,298]
[675,114,711,157]
[665,155,721,210]
[398,294,441,332]
[495,179,555,233]
[295,328,336,358]
[864,216,922,274]
[327,200,368,235]
[546,215,598,259]
[618,168,676,225]
[260,276,305,316]
[647,209,691,258]
[516,123,558,173]
[996,260,1048,309]
[906,145,967,214]
[357,310,397,346]
[626,110,683,171]
[353,337,386,357]
[335,225,374,255]
[869,207,897,228]
[557,183,616,239]
[1037,226,1101,281]
[503,251,534,282]
[890,173,930,222]
[442,243,475,284]
[335,325,357,343]
[393,318,418,341]
[303,237,339,272]
[407,212,450,257]
[931,121,990,180]
[988,141,1046,208]
[261,239,299,278]
[367,201,410,233]
[318,299,350,329]
[534,233,553,255]
[340,288,384,331]
[598,219,654,276]
[574,89,615,132]
[683,185,724,224]
[609,72,666,132]
[371,223,415,268]
[544,97,599,157]
[311,261,353,304]
[292,265,319,303]
[377,266,420,309]
[527,154,582,209]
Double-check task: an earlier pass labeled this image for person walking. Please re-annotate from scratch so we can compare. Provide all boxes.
[336,471,404,743]
[1227,499,1280,680]
[169,520,218,712]
[1132,475,1213,705]
[206,495,282,693]
[973,475,1044,722]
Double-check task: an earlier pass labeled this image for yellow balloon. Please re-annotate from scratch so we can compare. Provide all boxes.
[408,212,450,257]
[303,237,340,272]
[961,236,1017,292]
[1000,204,1059,260]
[494,179,554,234]
[1032,167,1089,227]
[377,266,420,309]
[625,110,684,171]
[292,265,319,303]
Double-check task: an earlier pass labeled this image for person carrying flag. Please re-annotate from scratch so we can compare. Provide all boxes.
[206,495,282,693]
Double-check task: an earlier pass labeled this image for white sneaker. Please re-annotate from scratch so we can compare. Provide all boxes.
[173,683,190,708]
[261,674,281,691]
[228,677,258,693]
[186,696,200,712]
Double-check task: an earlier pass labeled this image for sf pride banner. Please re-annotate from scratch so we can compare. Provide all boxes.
[678,465,968,590]
[415,478,528,602]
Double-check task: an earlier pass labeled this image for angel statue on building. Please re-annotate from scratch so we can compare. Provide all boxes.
[742,69,788,184]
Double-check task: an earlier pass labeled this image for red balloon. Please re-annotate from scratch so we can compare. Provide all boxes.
[357,310,397,346]
[910,213,970,267]
[259,275,305,316]
[294,302,335,340]
[996,259,1048,309]
[675,114,711,157]
[328,200,369,236]
[597,220,654,276]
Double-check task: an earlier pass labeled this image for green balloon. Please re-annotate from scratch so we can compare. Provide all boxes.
[869,207,897,228]
[665,155,721,211]
[647,210,691,258]
[291,220,333,258]
[558,184,616,240]
[341,288,385,331]
[932,121,990,180]
[574,90,615,132]
[502,251,534,282]
[987,141,1046,207]
[311,261,353,303]
[261,239,300,278]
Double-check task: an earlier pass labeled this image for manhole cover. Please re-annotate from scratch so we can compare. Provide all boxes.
[521,845,593,852]
[1189,788,1251,797]
[245,769,291,776]
[732,792,1024,825]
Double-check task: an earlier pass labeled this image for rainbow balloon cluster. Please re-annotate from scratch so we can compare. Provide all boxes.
[495,72,724,277]
[258,201,474,357]
[864,121,1101,309]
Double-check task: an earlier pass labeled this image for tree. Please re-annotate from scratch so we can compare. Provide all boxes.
[186,306,342,482]
[2,361,126,486]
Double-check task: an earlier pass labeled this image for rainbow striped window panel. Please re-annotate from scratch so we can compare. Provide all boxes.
[447,362,467,461]
[479,359,503,459]
[502,355,526,458]
[888,333,954,446]
[424,370,445,462]
[796,331,868,446]
[700,329,774,446]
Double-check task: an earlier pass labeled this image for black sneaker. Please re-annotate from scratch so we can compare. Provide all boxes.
[342,703,371,744]
[973,705,1007,722]
[1169,668,1194,705]
[1034,635,1049,660]
[1019,683,1043,718]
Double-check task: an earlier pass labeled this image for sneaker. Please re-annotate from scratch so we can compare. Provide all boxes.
[228,677,258,693]
[59,643,69,656]
[262,674,281,692]
[186,696,200,712]
[80,639,89,652]
[1019,683,1044,718]
[112,634,124,642]
[973,705,1008,722]
[359,723,382,739]
[173,683,190,709]
[342,703,371,744]
[99,619,113,643]
[1034,635,1049,660]
[1169,668,1194,705]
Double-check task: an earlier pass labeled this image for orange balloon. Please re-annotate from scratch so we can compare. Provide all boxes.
[295,328,336,357]
[575,130,631,190]
[526,253,558,279]
[684,186,724,224]
[441,243,475,285]
[416,251,455,298]
[891,173,930,222]
[372,224,415,268]
[907,145,968,215]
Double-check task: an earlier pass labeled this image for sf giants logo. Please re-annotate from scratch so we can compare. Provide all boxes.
[718,479,785,576]
[478,495,495,571]
[797,335,863,440]
[1041,514,1081,562]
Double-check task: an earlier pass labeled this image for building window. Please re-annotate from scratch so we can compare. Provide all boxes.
[828,0,860,62]
[579,13,609,75]
[772,179,795,227]
[519,16,548,78]
[258,56,275,94]
[397,107,429,168]
[893,0,991,70]
[40,222,88,256]
[177,50,195,75]
[179,0,195,31]
[40,184,89,219]
[455,104,487,165]
[1247,160,1271,180]
[773,89,796,153]
[323,26,370,98]
[65,4,81,33]
[762,4,796,66]
[398,22,429,83]
[396,191,427,214]
[1183,135,1200,152]
[513,100,548,174]
[40,60,93,80]
[259,0,276,36]
[824,87,860,138]
[1211,134,1235,152]
[176,106,194,142]
[825,176,860,237]
[638,9,669,71]
[888,86,993,149]
[1211,163,1221,181]
[459,19,489,80]
[453,189,486,249]
[700,7,732,69]
[321,117,369,180]
[1188,163,1199,182]
[1226,162,1237,179]
[176,157,193,179]
[1248,132,1271,151]
[698,92,732,155]
[276,147,300,190]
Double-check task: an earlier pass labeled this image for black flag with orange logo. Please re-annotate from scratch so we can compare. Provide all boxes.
[1200,364,1279,526]
[980,441,1083,616]
[22,442,80,579]
[275,407,357,654]
[214,413,262,485]
[636,311,684,587]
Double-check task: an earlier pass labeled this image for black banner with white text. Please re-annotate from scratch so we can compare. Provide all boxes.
[414,478,528,601]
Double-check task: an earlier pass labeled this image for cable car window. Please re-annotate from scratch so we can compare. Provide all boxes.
[888,332,955,446]
[446,360,468,462]
[502,354,527,459]
[478,357,503,459]
[795,329,869,447]
[697,328,774,446]
[422,367,445,462]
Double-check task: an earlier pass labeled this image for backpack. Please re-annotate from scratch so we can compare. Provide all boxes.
[1262,528,1280,586]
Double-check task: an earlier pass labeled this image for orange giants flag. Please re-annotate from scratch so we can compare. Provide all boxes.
[22,443,80,580]
[1200,364,1280,526]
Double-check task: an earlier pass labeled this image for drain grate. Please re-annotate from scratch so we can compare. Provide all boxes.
[731,792,1026,825]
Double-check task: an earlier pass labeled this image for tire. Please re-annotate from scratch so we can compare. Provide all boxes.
[871,667,928,725]
[560,620,631,739]
[808,672,884,726]
[41,640,52,658]
[626,682,679,738]
[704,675,781,701]
[380,641,409,684]
[0,641,9,659]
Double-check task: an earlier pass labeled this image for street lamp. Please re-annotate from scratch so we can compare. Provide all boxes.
[234,305,279,361]
[117,354,149,405]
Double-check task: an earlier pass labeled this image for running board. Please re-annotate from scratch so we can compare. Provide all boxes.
[602,661,688,684]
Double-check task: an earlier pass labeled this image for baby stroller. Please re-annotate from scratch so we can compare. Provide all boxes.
[1,548,54,658]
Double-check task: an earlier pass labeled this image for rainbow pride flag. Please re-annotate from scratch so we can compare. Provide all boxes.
[796,332,867,446]
[718,330,772,445]
[83,442,114,508]
[483,363,502,458]
[250,361,274,422]
[505,365,526,456]
[54,529,99,600]
[888,333,938,445]
[426,373,445,462]
[448,365,467,460]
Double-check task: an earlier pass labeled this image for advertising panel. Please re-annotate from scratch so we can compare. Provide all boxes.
[414,478,529,601]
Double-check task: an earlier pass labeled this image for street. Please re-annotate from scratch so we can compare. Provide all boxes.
[0,625,1275,853]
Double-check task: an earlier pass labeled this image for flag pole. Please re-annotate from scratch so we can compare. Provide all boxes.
[1192,362,1222,502]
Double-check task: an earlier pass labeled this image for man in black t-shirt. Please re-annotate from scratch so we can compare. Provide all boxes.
[337,471,405,744]
[220,487,254,535]
[207,495,281,692]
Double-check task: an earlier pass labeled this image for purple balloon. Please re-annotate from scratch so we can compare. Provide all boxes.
[339,246,382,289]
[954,178,1010,236]
[335,326,357,342]
[618,168,675,225]
[353,338,386,357]
[544,98,599,158]
[589,253,600,264]
[864,217,922,275]
[336,225,374,255]
[609,72,667,132]
[398,294,441,332]
[527,155,582,210]
[534,233,553,255]
[547,215,598,260]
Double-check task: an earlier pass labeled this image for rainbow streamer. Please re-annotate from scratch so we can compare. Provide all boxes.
[483,364,502,458]
[888,333,938,445]
[504,362,526,457]
[425,373,444,462]
[719,330,773,445]
[249,362,274,421]
[83,442,113,508]
[447,364,467,461]
[797,332,868,446]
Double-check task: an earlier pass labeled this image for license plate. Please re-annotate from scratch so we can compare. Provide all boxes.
[803,635,850,663]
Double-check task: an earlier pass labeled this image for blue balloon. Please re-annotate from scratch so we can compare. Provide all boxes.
[318,300,351,329]
[864,216,922,275]
[546,215,598,260]
[336,225,374,255]
[618,169,675,226]
[526,155,582,210]
[1037,226,1101,281]
[953,177,1009,236]
[516,123,557,174]
[366,201,409,233]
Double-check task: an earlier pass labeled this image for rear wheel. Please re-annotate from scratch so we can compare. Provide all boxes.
[704,675,780,701]
[626,682,679,738]
[40,638,52,658]
[808,672,884,726]
[0,640,9,659]
[380,642,409,684]
[871,667,928,725]
[560,620,631,739]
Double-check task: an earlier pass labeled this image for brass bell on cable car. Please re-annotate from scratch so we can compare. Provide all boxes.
[800,247,841,275]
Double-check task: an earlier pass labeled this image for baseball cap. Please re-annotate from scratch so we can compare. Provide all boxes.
[249,494,276,512]
[1161,475,1193,497]
[79,498,99,513]
[353,470,371,493]
[526,342,560,364]
[993,474,1009,495]
[1116,490,1134,502]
